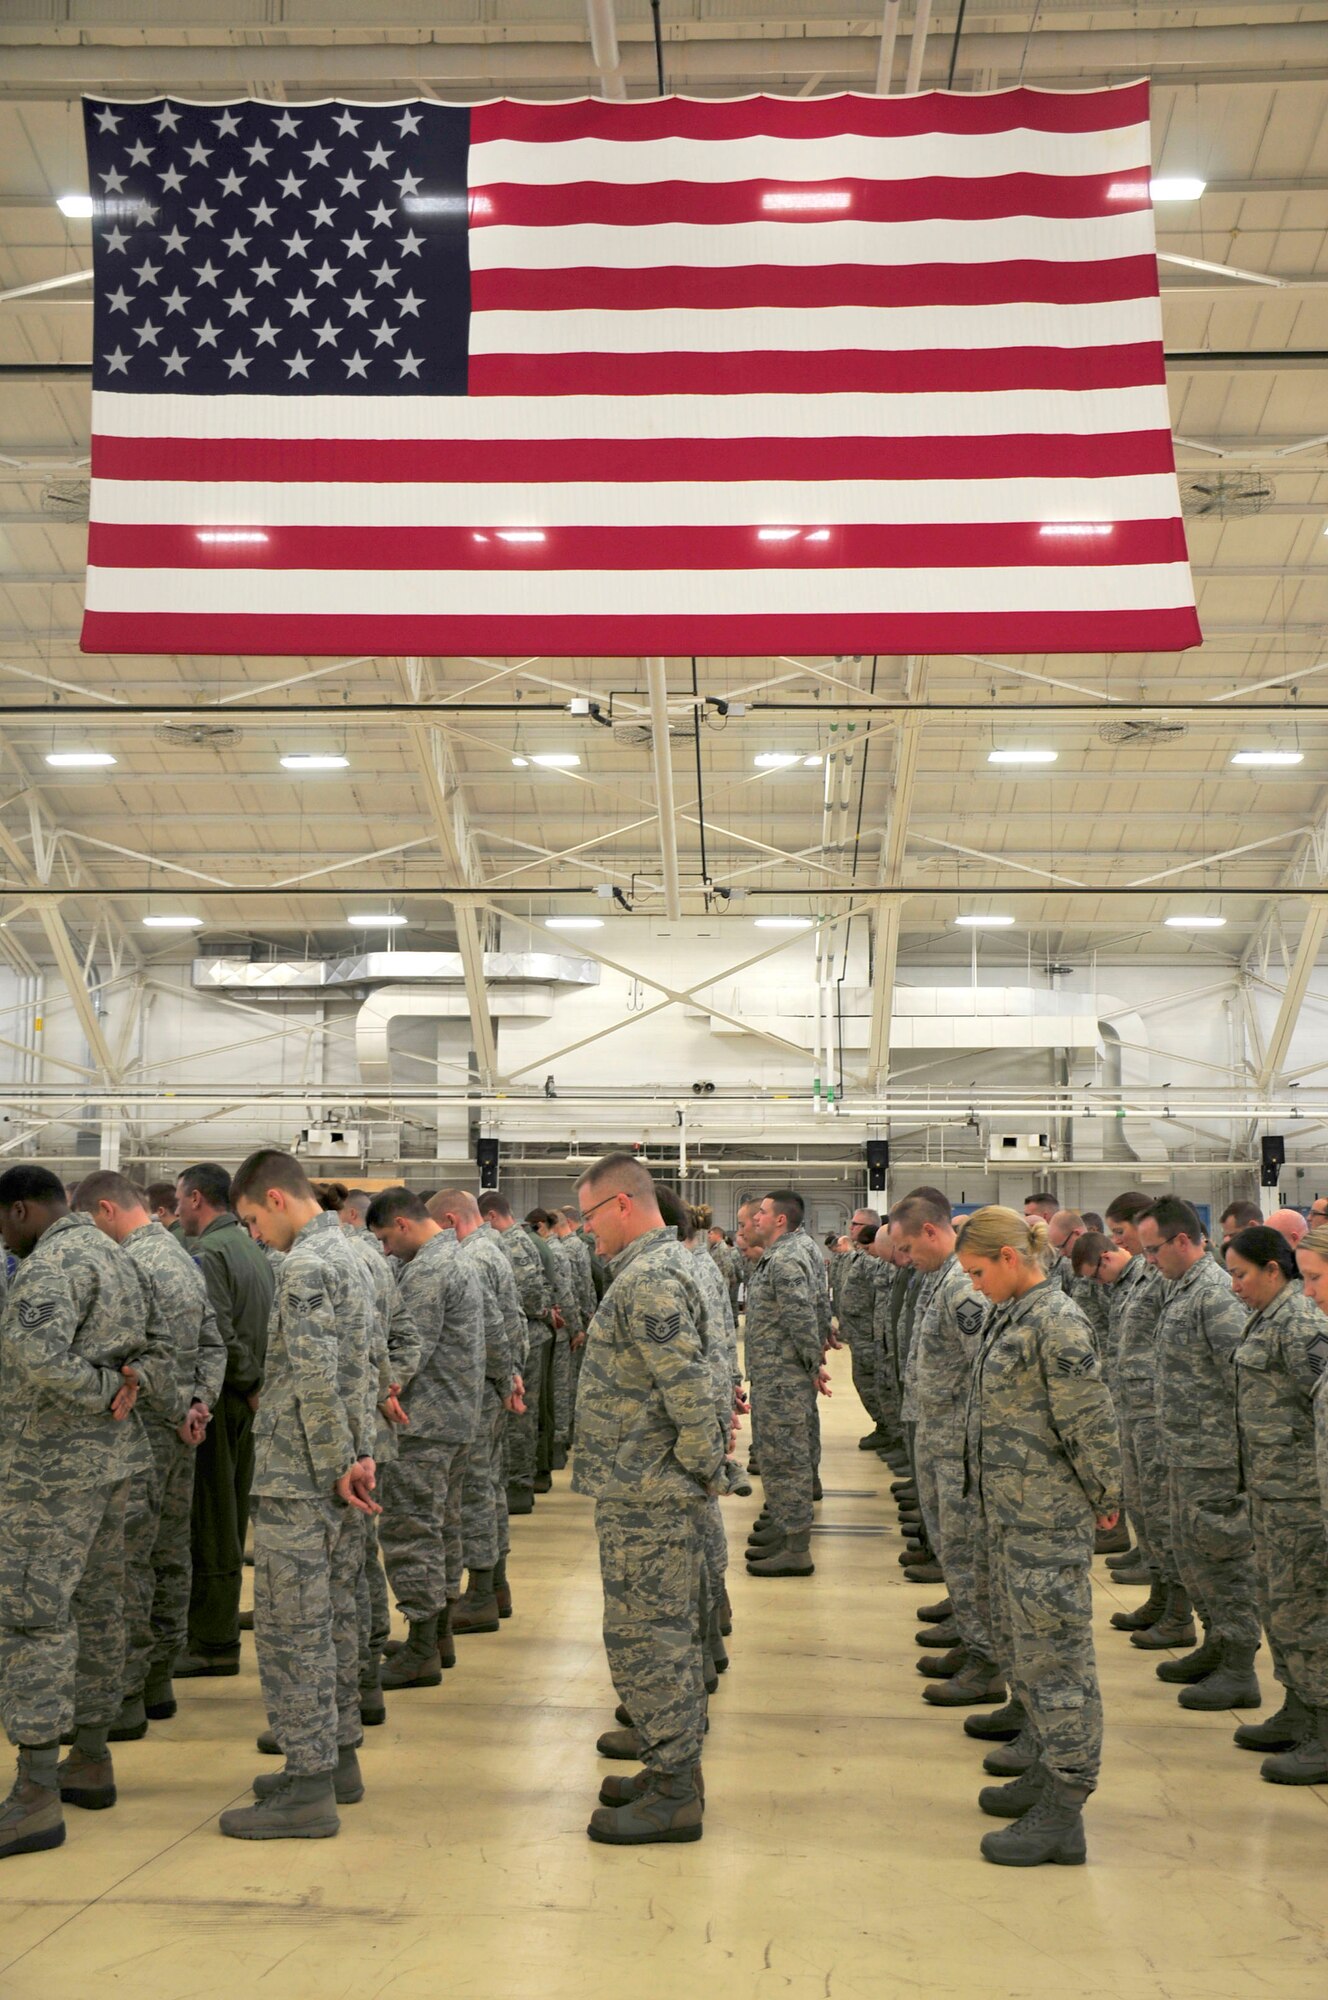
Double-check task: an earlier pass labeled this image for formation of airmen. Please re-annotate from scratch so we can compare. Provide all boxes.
[829,1186,1328,1865]
[0,1145,1324,1865]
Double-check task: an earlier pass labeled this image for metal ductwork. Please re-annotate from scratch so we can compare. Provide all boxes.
[192,951,599,993]
[356,985,554,1092]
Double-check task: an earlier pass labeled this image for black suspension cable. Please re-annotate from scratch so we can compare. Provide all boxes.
[650,0,665,93]
[947,0,970,87]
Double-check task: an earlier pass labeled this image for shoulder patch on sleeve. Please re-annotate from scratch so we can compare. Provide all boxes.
[288,1286,326,1314]
[955,1297,985,1339]
[1055,1349,1098,1379]
[16,1298,57,1331]
[642,1309,682,1345]
[1306,1328,1328,1380]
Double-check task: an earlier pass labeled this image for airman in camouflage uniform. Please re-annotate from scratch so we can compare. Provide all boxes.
[340,1216,420,1719]
[1139,1198,1261,1709]
[1227,1227,1328,1780]
[743,1195,827,1577]
[889,1194,995,1705]
[674,1207,738,1679]
[437,1193,525,1633]
[960,1214,1121,1867]
[838,1231,886,1439]
[708,1228,743,1322]
[222,1154,378,1841]
[74,1176,228,1739]
[369,1189,484,1689]
[573,1156,725,1846]
[481,1193,554,1510]
[0,1168,159,1860]
[543,1219,585,1464]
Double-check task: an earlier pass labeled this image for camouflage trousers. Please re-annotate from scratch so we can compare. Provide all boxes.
[505,1334,551,1495]
[750,1363,817,1533]
[1250,1494,1328,1705]
[1167,1463,1261,1647]
[986,1517,1102,1791]
[596,1495,706,1776]
[251,1494,362,1774]
[355,1515,391,1683]
[123,1418,197,1699]
[917,1440,994,1666]
[460,1385,509,1572]
[1120,1412,1179,1586]
[0,1474,129,1746]
[379,1436,468,1621]
[551,1329,574,1451]
[843,1324,883,1428]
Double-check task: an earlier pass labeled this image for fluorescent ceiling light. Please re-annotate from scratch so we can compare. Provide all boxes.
[988,749,1058,765]
[1038,523,1113,539]
[754,917,813,930]
[280,753,348,770]
[347,913,408,928]
[954,914,1016,928]
[45,749,116,768]
[57,193,95,218]
[545,916,604,931]
[511,755,529,767]
[1150,177,1206,201]
[761,190,851,212]
[529,751,580,769]
[803,754,823,767]
[1165,914,1226,929]
[142,914,202,929]
[754,752,802,769]
[1231,750,1304,767]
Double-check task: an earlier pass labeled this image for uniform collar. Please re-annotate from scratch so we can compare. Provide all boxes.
[607,1224,672,1279]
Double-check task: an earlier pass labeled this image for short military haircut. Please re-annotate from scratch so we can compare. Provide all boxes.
[1024,1191,1058,1216]
[764,1188,804,1229]
[1227,1223,1297,1280]
[178,1162,231,1211]
[1220,1200,1262,1230]
[340,1189,371,1220]
[477,1191,512,1220]
[559,1206,581,1224]
[889,1192,950,1234]
[146,1180,178,1214]
[1142,1196,1205,1244]
[365,1187,429,1229]
[1081,1212,1105,1233]
[904,1184,952,1219]
[0,1163,67,1208]
[576,1151,657,1205]
[230,1148,316,1208]
[853,1207,882,1227]
[72,1170,143,1213]
[1104,1190,1153,1225]
[430,1188,480,1225]
[1071,1230,1113,1276]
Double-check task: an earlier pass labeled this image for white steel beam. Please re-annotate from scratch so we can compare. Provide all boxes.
[645,657,683,920]
[866,660,925,1089]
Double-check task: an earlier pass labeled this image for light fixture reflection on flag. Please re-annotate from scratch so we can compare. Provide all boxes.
[496,529,547,544]
[757,528,800,542]
[198,530,270,544]
[1038,523,1113,538]
[761,191,852,212]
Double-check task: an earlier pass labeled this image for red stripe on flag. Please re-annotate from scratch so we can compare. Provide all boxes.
[468,172,1152,226]
[88,429,1179,486]
[471,256,1160,313]
[87,519,1191,572]
[81,603,1201,659]
[469,344,1166,397]
[469,87,1151,146]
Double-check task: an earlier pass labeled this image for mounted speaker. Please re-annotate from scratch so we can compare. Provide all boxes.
[1260,1135,1285,1190]
[476,1137,500,1190]
[866,1139,890,1192]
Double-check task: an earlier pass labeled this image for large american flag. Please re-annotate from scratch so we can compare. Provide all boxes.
[81,87,1200,658]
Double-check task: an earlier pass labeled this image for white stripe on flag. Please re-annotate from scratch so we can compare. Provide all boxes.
[468,126,1153,188]
[90,473,1184,529]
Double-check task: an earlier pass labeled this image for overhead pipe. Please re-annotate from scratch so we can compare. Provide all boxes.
[644,656,682,921]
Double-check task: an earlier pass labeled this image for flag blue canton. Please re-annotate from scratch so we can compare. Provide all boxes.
[83,97,471,395]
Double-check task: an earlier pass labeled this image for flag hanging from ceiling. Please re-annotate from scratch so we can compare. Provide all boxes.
[80,86,1201,658]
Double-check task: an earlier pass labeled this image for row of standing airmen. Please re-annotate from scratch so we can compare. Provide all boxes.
[0,1154,621,1858]
[826,1188,1328,1866]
